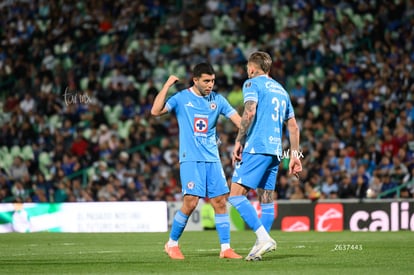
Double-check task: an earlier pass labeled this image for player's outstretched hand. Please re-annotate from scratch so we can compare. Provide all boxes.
[289,157,302,179]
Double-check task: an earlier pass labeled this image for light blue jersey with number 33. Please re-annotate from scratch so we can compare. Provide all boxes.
[242,75,295,156]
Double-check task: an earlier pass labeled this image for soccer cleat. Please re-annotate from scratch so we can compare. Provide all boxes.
[164,243,185,260]
[245,238,277,261]
[219,248,243,259]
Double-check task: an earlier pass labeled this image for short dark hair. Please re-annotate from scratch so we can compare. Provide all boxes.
[192,62,215,78]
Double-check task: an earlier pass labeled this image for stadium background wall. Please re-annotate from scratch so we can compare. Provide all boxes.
[168,200,414,232]
[1,200,413,233]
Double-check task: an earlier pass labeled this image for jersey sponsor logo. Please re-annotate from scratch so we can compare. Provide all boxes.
[281,216,310,231]
[194,117,208,133]
[265,81,286,96]
[315,203,343,232]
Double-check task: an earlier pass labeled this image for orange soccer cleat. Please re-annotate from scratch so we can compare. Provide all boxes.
[164,243,185,260]
[219,248,243,259]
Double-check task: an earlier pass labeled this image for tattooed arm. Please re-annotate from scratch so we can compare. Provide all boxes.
[232,100,257,165]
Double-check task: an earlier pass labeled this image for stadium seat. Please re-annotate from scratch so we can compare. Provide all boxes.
[127,75,136,85]
[351,14,364,30]
[39,152,52,167]
[10,145,22,158]
[118,119,133,139]
[222,63,234,85]
[1,153,14,171]
[168,60,179,75]
[38,152,53,180]
[297,75,307,87]
[313,66,325,81]
[21,145,34,160]
[127,39,140,54]
[307,73,316,83]
[0,146,8,158]
[364,14,374,23]
[285,76,297,92]
[313,9,325,23]
[104,104,122,125]
[212,64,220,74]
[307,23,322,44]
[103,104,112,119]
[113,104,123,118]
[62,57,73,70]
[80,77,89,91]
[102,76,112,89]
[98,35,111,47]
[54,44,62,55]
[342,7,354,17]
[175,64,187,79]
[140,82,149,97]
[47,114,61,132]
[87,166,96,183]
[83,128,92,140]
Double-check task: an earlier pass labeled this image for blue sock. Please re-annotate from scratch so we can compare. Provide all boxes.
[215,213,230,244]
[260,203,274,232]
[228,196,262,231]
[170,210,189,241]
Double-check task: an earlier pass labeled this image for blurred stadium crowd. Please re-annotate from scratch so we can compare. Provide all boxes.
[0,0,414,203]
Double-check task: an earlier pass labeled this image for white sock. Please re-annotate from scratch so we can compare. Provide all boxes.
[221,243,230,251]
[168,239,178,247]
[255,226,270,242]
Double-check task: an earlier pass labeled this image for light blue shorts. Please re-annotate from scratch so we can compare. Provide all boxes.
[180,161,229,198]
[232,153,280,190]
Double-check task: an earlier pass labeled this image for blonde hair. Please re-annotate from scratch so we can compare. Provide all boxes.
[248,51,272,73]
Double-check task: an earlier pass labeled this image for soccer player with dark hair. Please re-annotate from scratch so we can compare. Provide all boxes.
[151,62,242,260]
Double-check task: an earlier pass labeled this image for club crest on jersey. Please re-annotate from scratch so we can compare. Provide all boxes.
[210,102,217,110]
[187,181,195,189]
[194,116,208,133]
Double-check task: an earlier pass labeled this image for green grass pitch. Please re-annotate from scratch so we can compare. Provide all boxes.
[1,231,413,275]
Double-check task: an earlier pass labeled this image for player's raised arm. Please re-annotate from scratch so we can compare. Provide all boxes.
[151,75,179,116]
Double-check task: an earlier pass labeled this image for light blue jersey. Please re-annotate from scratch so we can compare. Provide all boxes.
[242,75,295,157]
[166,88,237,163]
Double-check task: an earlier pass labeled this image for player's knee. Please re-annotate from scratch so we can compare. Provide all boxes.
[210,197,227,212]
[182,196,199,214]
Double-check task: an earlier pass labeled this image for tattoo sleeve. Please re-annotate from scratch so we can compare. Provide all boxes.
[236,100,257,144]
[257,188,274,203]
